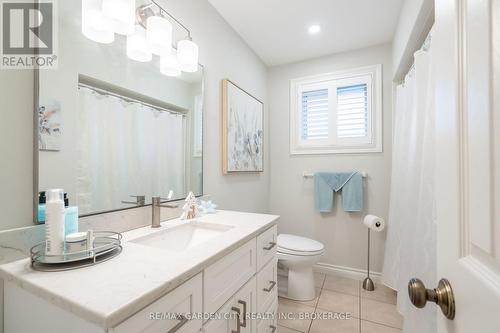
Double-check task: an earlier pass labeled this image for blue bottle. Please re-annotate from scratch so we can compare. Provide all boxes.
[38,191,46,224]
[65,206,79,235]
[63,193,78,235]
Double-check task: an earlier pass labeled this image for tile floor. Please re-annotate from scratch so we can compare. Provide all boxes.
[277,272,403,333]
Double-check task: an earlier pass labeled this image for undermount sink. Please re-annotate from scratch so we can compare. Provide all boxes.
[130,221,234,252]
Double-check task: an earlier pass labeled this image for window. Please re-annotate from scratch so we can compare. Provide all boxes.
[290,65,382,154]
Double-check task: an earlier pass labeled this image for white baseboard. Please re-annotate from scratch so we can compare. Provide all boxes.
[313,262,382,284]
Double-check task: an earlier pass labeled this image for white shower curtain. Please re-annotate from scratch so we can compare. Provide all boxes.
[77,87,186,214]
[382,36,437,333]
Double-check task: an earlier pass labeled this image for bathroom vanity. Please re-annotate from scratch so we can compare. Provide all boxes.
[0,211,279,333]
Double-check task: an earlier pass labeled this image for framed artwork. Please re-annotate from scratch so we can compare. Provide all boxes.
[222,79,264,173]
[39,102,62,151]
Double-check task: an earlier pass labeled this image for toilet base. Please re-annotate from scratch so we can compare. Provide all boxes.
[279,266,316,301]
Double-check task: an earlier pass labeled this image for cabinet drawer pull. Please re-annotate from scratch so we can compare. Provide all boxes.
[263,242,276,251]
[263,281,277,292]
[167,314,188,333]
[231,307,241,333]
[269,325,277,333]
[238,300,247,328]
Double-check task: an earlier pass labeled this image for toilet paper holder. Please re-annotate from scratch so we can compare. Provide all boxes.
[363,227,376,291]
[362,217,384,292]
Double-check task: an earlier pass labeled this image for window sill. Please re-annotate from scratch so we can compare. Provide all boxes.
[290,145,382,155]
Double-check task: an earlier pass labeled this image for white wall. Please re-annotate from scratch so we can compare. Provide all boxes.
[392,0,434,80]
[157,0,270,213]
[0,0,269,229]
[267,44,393,273]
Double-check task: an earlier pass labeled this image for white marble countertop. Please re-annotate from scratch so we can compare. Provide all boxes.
[0,210,279,328]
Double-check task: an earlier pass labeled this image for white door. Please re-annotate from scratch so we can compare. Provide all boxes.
[429,0,500,331]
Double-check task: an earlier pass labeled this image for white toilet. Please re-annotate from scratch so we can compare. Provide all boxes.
[277,234,324,301]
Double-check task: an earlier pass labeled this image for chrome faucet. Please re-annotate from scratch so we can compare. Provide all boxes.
[151,196,178,228]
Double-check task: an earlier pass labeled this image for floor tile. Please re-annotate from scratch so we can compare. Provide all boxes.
[314,272,326,288]
[309,308,359,333]
[361,298,403,329]
[309,317,359,333]
[323,275,360,296]
[278,298,315,332]
[280,287,321,308]
[277,325,302,332]
[361,320,402,332]
[317,289,359,318]
[360,282,397,304]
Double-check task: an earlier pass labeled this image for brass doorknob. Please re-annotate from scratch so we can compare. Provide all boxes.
[408,278,455,320]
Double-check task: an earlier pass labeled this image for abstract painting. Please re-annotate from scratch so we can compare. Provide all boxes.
[39,102,61,151]
[222,79,264,173]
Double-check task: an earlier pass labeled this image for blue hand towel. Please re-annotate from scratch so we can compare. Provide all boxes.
[314,172,363,213]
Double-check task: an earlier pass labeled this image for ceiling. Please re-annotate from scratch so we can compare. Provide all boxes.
[207,0,404,66]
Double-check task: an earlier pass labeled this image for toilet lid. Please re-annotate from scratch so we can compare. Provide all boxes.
[277,234,324,254]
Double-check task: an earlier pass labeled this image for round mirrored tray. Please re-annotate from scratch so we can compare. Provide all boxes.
[30,231,122,272]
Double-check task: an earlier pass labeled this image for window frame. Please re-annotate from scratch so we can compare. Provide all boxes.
[290,64,382,155]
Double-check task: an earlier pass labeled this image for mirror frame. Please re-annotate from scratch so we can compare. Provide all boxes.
[33,65,205,224]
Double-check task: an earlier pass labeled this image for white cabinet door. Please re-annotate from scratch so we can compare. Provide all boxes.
[4,282,106,333]
[232,277,257,333]
[202,299,237,333]
[203,277,257,333]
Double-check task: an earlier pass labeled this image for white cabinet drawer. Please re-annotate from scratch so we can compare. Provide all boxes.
[112,274,202,333]
[256,299,277,333]
[256,225,277,271]
[204,239,257,315]
[256,258,278,313]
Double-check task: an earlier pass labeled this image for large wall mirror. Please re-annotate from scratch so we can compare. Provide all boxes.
[35,0,203,222]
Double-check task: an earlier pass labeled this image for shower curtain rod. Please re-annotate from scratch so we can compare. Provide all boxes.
[78,83,186,117]
[399,29,433,86]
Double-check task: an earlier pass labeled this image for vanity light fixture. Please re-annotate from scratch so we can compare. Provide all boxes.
[146,16,173,55]
[81,0,199,73]
[160,52,182,77]
[81,0,115,44]
[127,25,152,62]
[177,39,199,73]
[102,0,136,35]
[308,24,321,35]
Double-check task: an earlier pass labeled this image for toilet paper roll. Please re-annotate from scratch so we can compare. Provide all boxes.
[363,215,385,232]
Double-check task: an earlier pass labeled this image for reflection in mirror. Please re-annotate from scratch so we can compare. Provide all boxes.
[37,0,203,220]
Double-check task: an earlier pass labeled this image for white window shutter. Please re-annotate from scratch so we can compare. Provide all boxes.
[301,89,329,140]
[336,84,368,138]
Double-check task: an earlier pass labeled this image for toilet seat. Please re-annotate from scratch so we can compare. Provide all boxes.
[278,247,324,256]
[277,234,324,256]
